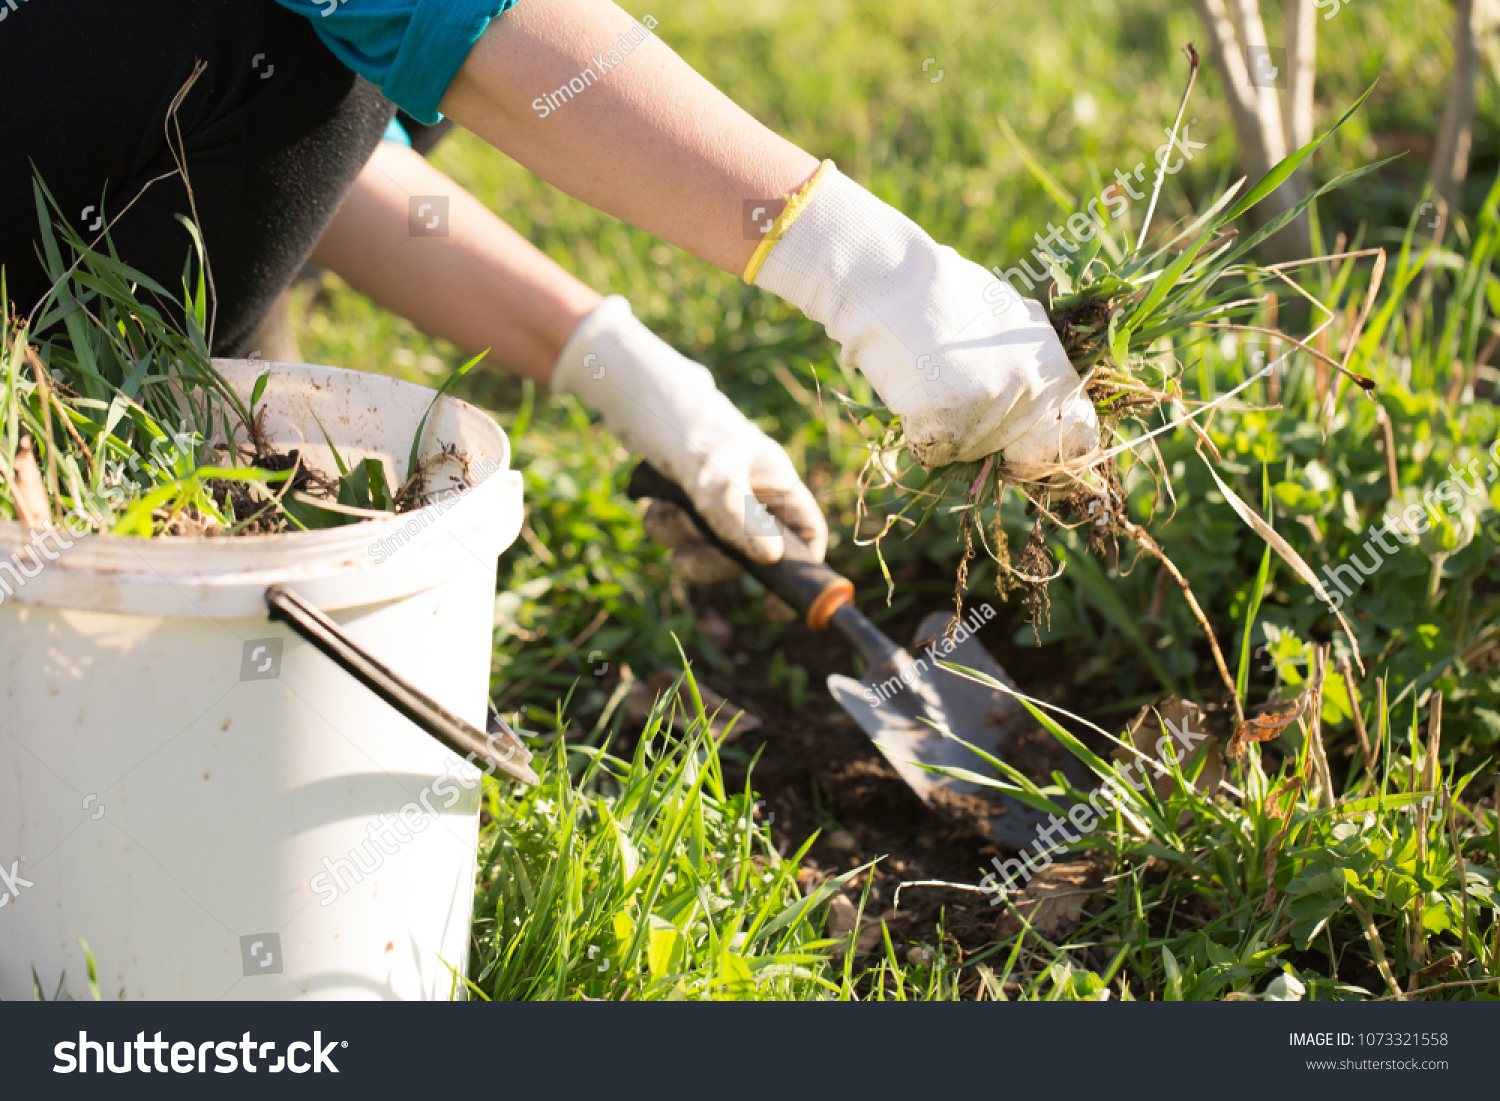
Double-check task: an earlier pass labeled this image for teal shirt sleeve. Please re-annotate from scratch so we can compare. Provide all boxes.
[382,117,412,146]
[273,0,523,124]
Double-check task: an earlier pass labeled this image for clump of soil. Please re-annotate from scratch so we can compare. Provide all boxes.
[1048,289,1120,370]
[208,449,316,535]
[153,445,324,537]
[153,438,474,538]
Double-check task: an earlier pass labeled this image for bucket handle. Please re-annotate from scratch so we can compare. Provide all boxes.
[265,585,538,786]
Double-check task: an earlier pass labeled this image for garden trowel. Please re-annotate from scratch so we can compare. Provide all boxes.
[626,462,1054,848]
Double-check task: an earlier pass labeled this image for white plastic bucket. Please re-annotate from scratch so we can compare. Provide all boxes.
[0,359,524,1000]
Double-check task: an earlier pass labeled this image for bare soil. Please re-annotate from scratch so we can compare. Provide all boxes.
[694,582,1108,969]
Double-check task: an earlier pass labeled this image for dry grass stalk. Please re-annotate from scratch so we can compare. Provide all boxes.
[1305,647,1336,810]
[1351,895,1406,1000]
[1411,692,1444,967]
[1443,784,1471,969]
[1340,655,1375,784]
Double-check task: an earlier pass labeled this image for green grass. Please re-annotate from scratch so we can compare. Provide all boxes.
[4,174,454,537]
[1,181,291,537]
[944,659,1500,1001]
[468,672,843,1000]
[283,0,1500,999]
[466,663,988,1001]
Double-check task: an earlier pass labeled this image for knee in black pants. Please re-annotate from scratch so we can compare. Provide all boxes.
[0,0,394,355]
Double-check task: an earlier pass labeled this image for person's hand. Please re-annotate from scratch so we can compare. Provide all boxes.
[748,163,1099,476]
[550,296,827,581]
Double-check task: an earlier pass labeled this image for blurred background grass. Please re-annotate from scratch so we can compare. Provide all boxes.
[290,0,1482,721]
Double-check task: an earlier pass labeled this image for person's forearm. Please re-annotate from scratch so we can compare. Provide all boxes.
[309,143,601,381]
[440,0,819,276]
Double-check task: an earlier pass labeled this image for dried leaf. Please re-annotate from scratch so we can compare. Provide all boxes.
[827,895,906,954]
[1227,688,1312,759]
[1115,698,1222,798]
[996,858,1108,943]
[12,436,51,531]
[1265,775,1304,819]
[827,894,859,938]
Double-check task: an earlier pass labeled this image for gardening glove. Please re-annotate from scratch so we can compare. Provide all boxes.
[746,161,1100,479]
[551,295,827,583]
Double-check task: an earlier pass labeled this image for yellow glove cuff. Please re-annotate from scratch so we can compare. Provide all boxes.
[741,159,836,284]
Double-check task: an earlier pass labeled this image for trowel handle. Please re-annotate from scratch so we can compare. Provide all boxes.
[625,461,854,632]
[265,585,538,786]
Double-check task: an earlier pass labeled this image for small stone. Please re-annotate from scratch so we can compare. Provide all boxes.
[826,829,858,852]
[906,946,934,967]
[826,895,858,937]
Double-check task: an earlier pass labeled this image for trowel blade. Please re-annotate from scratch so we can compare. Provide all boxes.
[826,610,1055,848]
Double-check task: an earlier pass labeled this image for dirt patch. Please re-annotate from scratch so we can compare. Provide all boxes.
[675,583,1109,972]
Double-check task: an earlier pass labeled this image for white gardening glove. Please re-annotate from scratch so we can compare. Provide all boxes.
[551,296,827,582]
[749,163,1099,477]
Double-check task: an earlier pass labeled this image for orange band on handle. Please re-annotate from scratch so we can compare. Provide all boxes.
[806,578,855,632]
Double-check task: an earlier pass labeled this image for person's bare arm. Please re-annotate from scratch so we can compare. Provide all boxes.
[439,0,819,275]
[310,142,601,381]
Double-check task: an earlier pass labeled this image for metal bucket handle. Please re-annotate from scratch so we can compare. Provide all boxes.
[265,585,538,786]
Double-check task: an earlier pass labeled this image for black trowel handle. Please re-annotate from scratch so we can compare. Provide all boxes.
[625,461,855,632]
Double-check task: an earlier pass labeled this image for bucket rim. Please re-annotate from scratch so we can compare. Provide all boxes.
[0,358,512,554]
[0,360,524,615]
